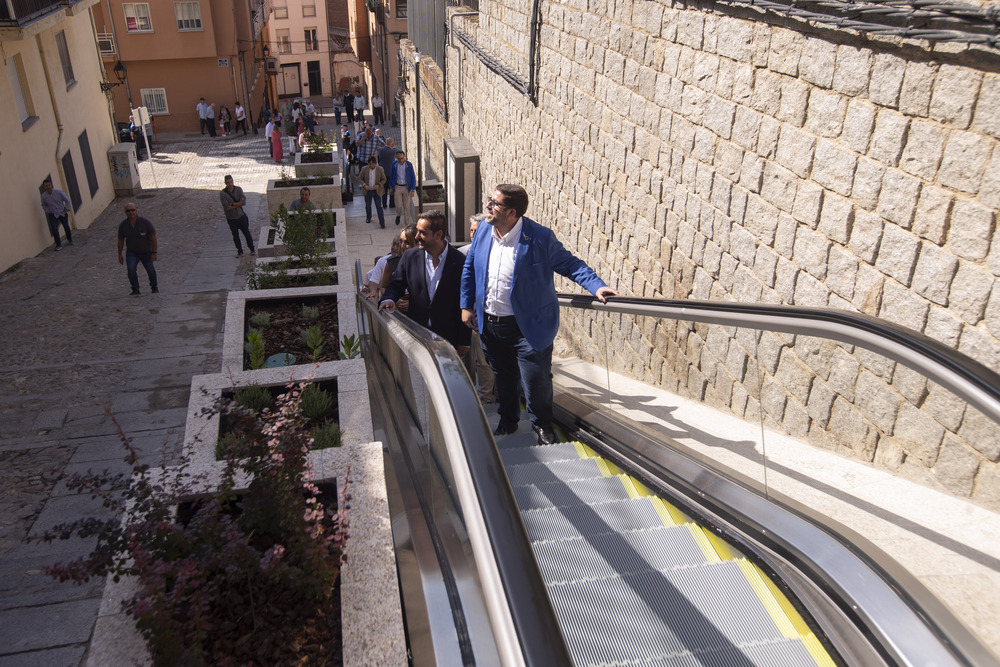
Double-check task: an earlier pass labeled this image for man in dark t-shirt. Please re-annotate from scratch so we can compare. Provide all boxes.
[117,202,158,295]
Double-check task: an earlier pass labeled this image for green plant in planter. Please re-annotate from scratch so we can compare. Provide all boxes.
[301,305,320,321]
[236,384,272,413]
[249,312,271,329]
[300,384,334,421]
[311,421,342,449]
[245,329,267,370]
[339,334,361,359]
[301,325,325,362]
[34,393,351,664]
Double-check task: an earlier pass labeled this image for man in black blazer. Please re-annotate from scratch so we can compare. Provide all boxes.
[379,210,471,354]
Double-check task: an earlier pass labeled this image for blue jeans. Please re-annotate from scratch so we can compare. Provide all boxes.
[126,251,157,291]
[481,317,553,429]
[364,189,385,225]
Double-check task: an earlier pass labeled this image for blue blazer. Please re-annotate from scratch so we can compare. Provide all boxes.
[388,160,416,192]
[460,217,607,351]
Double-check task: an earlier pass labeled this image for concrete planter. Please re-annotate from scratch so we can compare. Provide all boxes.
[256,207,345,259]
[266,176,342,215]
[222,285,358,373]
[294,150,341,178]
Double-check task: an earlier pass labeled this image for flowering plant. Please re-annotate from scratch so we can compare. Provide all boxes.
[36,384,350,664]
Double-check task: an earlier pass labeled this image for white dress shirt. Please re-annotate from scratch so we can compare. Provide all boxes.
[425,244,449,304]
[484,218,522,317]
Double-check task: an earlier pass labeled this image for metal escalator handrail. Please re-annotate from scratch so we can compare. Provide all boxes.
[557,293,1000,427]
[355,261,572,666]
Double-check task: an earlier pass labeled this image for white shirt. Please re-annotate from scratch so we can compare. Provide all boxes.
[367,253,392,282]
[368,167,377,189]
[265,121,274,139]
[235,105,245,121]
[484,218,522,317]
[425,244,449,305]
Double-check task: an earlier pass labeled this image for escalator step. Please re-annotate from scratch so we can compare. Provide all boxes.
[506,457,603,487]
[512,475,633,510]
[547,561,788,666]
[522,497,666,542]
[500,442,583,466]
[627,638,821,667]
[533,524,708,584]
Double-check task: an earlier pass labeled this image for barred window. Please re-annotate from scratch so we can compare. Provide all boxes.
[123,3,152,32]
[395,0,406,18]
[140,87,169,115]
[174,2,202,30]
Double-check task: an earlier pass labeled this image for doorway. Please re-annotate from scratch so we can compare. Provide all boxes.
[307,61,322,97]
[277,63,301,97]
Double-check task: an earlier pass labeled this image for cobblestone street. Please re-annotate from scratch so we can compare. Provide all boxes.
[0,133,286,665]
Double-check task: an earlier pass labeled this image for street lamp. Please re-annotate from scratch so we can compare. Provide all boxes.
[100,59,127,93]
[414,52,423,214]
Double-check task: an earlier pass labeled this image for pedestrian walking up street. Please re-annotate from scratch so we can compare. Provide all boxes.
[117,202,158,295]
[220,175,255,256]
[40,178,74,250]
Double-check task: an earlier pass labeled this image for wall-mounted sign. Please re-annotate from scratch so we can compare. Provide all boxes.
[218,58,229,67]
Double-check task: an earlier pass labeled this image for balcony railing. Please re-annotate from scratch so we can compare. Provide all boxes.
[251,0,268,39]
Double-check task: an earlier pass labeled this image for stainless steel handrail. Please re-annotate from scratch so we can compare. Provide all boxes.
[559,294,1000,427]
[354,261,571,666]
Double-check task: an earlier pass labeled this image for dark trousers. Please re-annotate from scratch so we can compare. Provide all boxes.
[364,189,385,226]
[125,251,157,291]
[227,214,255,253]
[47,214,72,247]
[236,118,248,134]
[373,107,384,125]
[355,109,364,123]
[199,117,208,134]
[346,106,354,122]
[482,317,553,429]
[334,108,342,124]
[206,120,216,137]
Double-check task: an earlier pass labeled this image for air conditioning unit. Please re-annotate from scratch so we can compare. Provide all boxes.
[265,57,279,74]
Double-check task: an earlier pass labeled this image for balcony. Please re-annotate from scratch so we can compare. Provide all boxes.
[0,0,73,25]
[251,0,268,39]
[97,30,116,58]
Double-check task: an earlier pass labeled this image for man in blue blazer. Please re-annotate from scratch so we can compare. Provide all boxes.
[379,210,471,353]
[460,184,617,445]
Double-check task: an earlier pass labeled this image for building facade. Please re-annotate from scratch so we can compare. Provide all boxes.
[346,0,407,124]
[266,0,331,100]
[1,0,117,273]
[399,4,1000,512]
[92,0,270,134]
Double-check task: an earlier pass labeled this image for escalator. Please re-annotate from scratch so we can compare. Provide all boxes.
[353,261,1000,667]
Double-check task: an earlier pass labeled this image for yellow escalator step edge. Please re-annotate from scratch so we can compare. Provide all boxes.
[736,558,799,638]
[649,497,678,527]
[702,530,737,561]
[686,524,722,564]
[801,633,838,667]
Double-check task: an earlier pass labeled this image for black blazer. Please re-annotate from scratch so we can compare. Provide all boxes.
[382,245,471,349]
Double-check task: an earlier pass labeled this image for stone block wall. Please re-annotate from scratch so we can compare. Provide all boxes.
[400,3,1000,510]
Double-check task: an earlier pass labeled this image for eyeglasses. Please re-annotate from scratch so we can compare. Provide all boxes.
[125,208,137,213]
[486,198,507,210]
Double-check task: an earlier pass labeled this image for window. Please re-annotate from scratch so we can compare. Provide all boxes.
[395,0,406,18]
[174,2,202,30]
[302,4,315,16]
[304,28,317,51]
[273,5,287,18]
[123,3,152,32]
[276,28,291,53]
[55,31,75,87]
[140,87,169,114]
[7,54,37,129]
[79,130,99,198]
